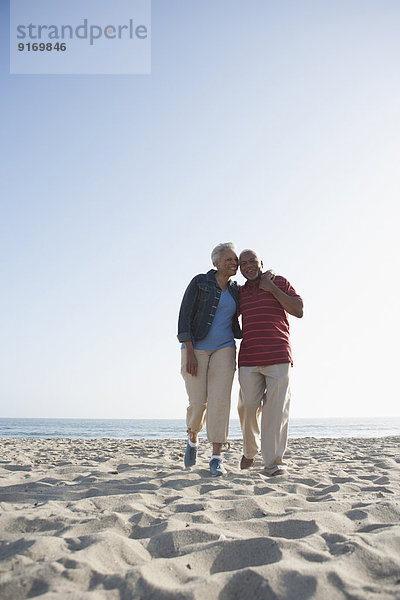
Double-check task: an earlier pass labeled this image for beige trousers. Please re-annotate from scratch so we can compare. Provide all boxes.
[238,362,291,473]
[181,346,236,443]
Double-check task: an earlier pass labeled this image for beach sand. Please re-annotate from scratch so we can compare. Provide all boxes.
[0,436,399,599]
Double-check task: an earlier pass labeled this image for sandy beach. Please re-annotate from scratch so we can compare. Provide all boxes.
[0,436,399,599]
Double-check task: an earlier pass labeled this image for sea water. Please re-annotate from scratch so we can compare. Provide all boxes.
[0,417,399,439]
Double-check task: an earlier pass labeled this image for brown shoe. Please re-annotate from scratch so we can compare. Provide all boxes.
[240,455,255,470]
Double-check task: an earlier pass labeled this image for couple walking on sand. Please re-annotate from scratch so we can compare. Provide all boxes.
[177,243,303,477]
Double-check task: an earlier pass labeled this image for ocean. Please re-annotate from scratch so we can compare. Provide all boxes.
[0,417,399,440]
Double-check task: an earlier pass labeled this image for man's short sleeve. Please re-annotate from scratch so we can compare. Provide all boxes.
[281,277,301,299]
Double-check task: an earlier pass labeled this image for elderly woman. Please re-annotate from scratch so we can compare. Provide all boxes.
[177,242,242,476]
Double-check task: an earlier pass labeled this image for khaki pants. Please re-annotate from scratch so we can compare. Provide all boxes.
[181,346,236,443]
[238,362,291,473]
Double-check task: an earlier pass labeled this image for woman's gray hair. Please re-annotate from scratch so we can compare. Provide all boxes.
[211,242,236,266]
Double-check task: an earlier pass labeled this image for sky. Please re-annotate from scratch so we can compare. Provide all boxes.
[1,0,399,420]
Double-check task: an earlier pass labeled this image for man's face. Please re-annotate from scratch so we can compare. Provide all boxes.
[239,250,263,281]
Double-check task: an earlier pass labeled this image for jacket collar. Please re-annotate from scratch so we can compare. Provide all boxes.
[206,269,217,283]
[206,269,237,289]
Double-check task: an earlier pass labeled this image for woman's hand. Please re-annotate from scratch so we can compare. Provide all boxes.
[184,341,198,376]
[186,351,198,376]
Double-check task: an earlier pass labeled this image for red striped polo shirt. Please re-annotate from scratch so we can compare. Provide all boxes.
[238,276,301,367]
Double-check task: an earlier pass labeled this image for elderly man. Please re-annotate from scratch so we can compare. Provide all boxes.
[238,249,303,476]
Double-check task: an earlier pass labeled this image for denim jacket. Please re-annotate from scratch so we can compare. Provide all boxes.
[177,269,242,344]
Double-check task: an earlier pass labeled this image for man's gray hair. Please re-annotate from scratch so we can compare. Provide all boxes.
[211,242,236,266]
[239,248,261,261]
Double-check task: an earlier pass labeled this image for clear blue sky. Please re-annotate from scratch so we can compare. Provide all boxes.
[1,0,399,419]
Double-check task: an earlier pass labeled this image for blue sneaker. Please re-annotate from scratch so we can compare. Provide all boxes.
[184,440,197,468]
[209,457,226,477]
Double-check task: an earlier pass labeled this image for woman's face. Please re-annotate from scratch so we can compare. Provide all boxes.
[215,249,239,277]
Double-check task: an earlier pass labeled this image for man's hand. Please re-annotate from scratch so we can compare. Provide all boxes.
[260,272,276,292]
[259,274,303,318]
[263,269,275,281]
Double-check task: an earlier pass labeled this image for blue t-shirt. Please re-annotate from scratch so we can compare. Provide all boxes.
[194,289,236,351]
